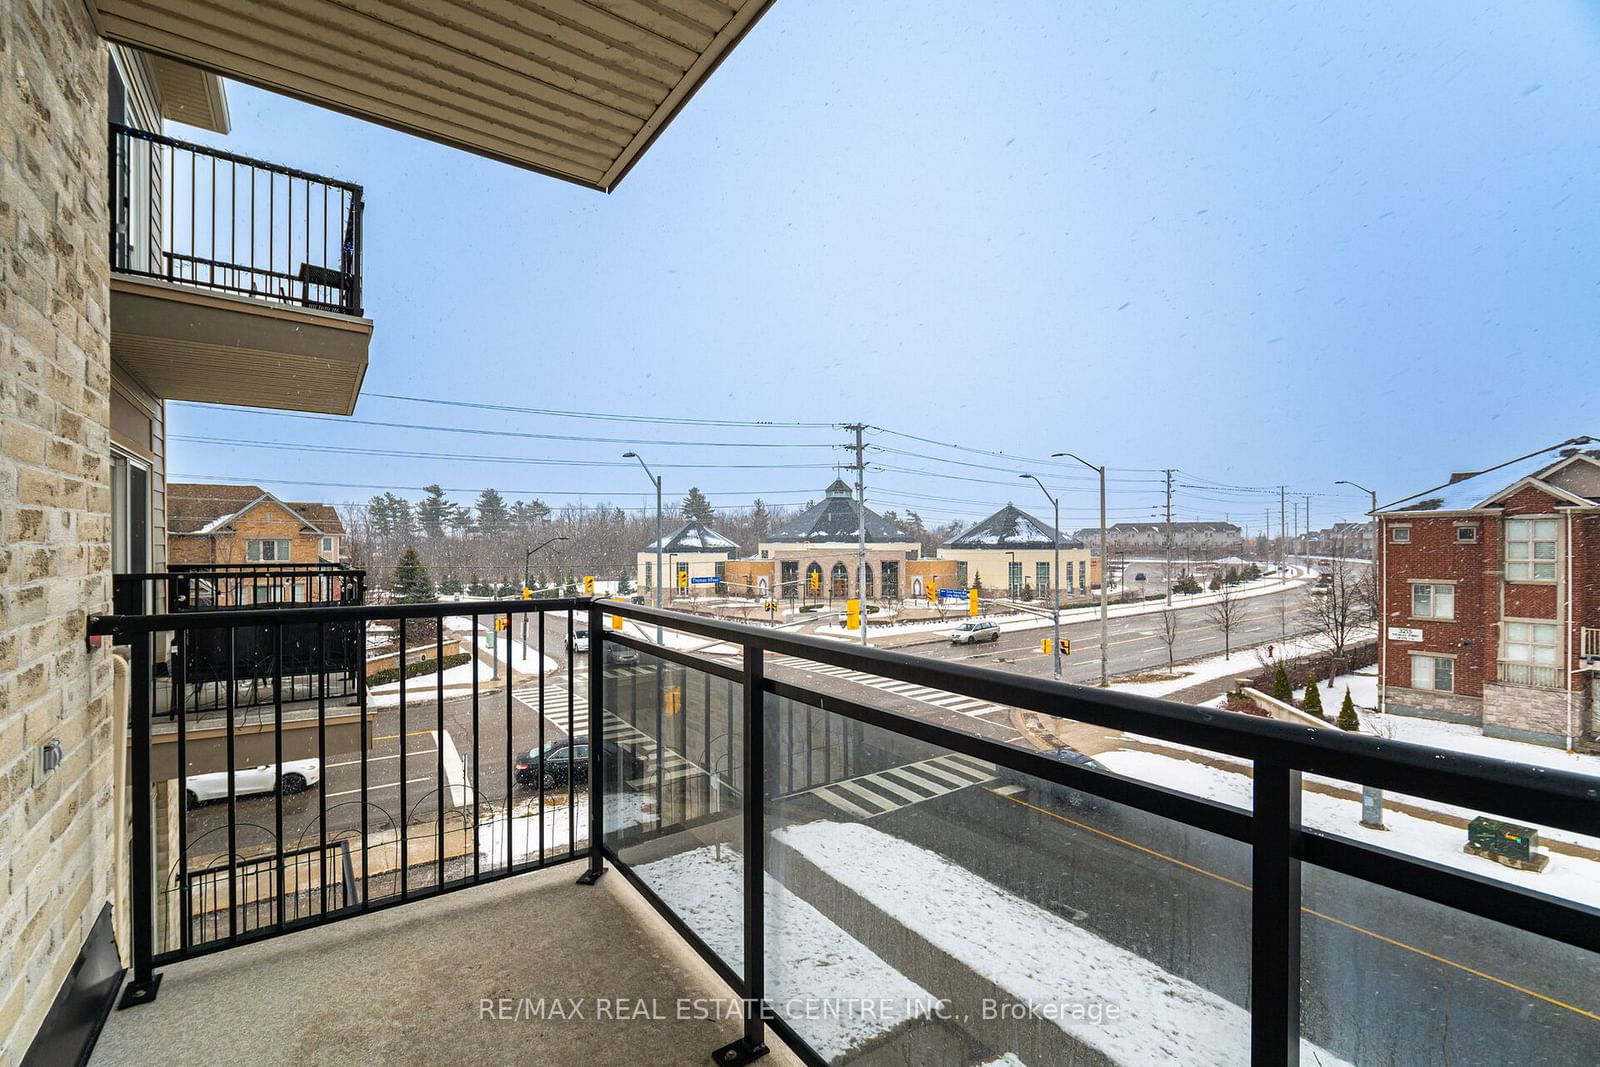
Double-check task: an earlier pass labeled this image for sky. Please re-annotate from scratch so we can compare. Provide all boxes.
[165,1,1600,539]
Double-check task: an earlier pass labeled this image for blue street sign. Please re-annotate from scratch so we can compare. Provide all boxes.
[690,576,718,584]
[937,588,966,600]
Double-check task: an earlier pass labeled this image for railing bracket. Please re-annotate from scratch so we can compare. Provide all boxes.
[575,866,606,886]
[710,1036,769,1065]
[117,973,161,1010]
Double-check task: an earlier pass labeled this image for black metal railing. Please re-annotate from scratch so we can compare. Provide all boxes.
[109,122,364,316]
[90,598,1600,1066]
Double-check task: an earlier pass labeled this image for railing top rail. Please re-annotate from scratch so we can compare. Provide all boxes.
[600,600,1600,835]
[165,562,362,572]
[110,121,362,195]
[88,596,589,634]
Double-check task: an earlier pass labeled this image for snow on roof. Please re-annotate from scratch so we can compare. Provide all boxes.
[766,481,910,544]
[945,504,1084,550]
[1379,438,1600,513]
[643,521,739,554]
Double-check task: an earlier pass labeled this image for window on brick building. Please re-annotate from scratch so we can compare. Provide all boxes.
[1411,582,1455,620]
[246,538,292,562]
[1502,620,1558,666]
[1410,654,1454,692]
[1390,525,1410,543]
[1454,525,1477,543]
[1504,518,1557,581]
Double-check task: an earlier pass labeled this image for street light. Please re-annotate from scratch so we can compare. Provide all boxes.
[623,451,664,645]
[1020,474,1062,681]
[522,535,567,660]
[1053,450,1109,687]
[1337,477,1385,829]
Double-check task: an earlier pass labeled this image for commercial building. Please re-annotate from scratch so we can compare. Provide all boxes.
[720,479,936,601]
[635,521,739,594]
[1376,438,1600,749]
[940,504,1096,598]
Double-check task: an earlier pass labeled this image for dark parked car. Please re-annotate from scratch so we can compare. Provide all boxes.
[999,744,1109,812]
[604,642,640,666]
[514,735,645,790]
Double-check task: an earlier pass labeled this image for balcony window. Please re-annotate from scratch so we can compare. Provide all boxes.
[1410,653,1455,693]
[246,538,292,562]
[1411,582,1455,620]
[1501,620,1560,688]
[1505,518,1558,581]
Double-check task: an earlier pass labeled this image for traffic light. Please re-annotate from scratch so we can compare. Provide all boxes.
[809,570,820,593]
[522,586,532,600]
[968,587,979,617]
[677,569,689,590]
[583,575,595,595]
[926,580,938,604]
[846,598,861,630]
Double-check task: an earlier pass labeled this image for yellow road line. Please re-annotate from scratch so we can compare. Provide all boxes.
[371,729,438,742]
[997,791,1600,1024]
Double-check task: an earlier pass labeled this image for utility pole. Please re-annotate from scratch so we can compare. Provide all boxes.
[845,423,868,647]
[1278,486,1287,578]
[522,535,567,659]
[1020,474,1062,681]
[1335,478,1383,828]
[1304,495,1312,556]
[1163,469,1175,606]
[624,451,664,644]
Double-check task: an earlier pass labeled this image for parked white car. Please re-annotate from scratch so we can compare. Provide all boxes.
[949,620,1002,645]
[185,759,321,807]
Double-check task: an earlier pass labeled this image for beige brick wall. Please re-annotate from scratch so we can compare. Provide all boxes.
[0,1,117,1061]
[172,499,330,566]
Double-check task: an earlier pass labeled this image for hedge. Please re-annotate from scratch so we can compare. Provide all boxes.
[367,651,472,687]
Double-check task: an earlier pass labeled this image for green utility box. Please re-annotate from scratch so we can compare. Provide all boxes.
[1465,816,1547,871]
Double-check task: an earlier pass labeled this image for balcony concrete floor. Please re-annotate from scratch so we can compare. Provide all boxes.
[92,860,803,1067]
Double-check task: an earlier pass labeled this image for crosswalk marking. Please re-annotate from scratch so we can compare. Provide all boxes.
[802,753,997,819]
[768,655,1012,721]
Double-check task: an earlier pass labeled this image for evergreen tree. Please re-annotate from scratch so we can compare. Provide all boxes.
[1271,662,1293,703]
[391,547,435,603]
[417,485,450,539]
[1337,687,1361,731]
[681,487,715,525]
[468,574,489,597]
[448,504,475,535]
[618,570,634,594]
[439,574,463,595]
[751,498,770,542]
[368,494,395,538]
[1301,669,1324,718]
[475,488,510,536]
[1208,571,1223,591]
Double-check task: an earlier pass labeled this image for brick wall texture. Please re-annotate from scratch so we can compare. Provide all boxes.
[0,1,117,1060]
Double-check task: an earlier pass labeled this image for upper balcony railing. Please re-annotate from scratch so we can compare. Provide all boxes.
[88,598,1600,1066]
[109,123,364,316]
[1497,660,1562,689]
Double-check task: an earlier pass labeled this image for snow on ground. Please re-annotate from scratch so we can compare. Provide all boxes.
[775,821,1352,1067]
[442,616,561,676]
[976,1056,1028,1067]
[1092,750,1600,909]
[636,845,932,1061]
[473,793,652,864]
[1110,626,1375,700]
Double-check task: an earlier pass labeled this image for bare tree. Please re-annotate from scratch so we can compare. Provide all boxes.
[1300,540,1374,663]
[1205,579,1246,660]
[1158,607,1181,672]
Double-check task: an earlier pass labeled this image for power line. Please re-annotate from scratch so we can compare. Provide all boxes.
[356,392,839,429]
[169,436,838,470]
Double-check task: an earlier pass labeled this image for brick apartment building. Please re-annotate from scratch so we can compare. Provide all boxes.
[1377,437,1600,749]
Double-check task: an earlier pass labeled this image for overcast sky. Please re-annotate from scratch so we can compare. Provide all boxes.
[166,1,1600,536]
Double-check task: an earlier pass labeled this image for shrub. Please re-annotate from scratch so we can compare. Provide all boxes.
[1271,662,1293,703]
[1301,670,1324,718]
[1173,574,1202,595]
[1338,688,1361,731]
[367,651,472,687]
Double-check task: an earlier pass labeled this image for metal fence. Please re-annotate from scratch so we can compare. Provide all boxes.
[92,598,1600,1065]
[109,122,364,316]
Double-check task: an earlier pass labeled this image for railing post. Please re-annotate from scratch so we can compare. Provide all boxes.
[1251,761,1302,1065]
[119,630,162,1008]
[714,643,769,1065]
[577,601,607,885]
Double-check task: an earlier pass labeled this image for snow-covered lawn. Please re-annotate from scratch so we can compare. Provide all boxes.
[775,821,1351,1067]
[637,845,932,1060]
[1111,626,1375,700]
[1092,750,1600,909]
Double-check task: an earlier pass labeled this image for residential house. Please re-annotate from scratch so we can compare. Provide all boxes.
[1086,521,1243,553]
[1376,437,1600,749]
[168,483,346,567]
